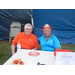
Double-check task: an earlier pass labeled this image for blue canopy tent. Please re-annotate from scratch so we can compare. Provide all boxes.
[33,9,75,44]
[0,9,75,44]
[0,9,31,40]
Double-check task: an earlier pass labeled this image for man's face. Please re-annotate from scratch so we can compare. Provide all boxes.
[24,26,32,35]
[44,28,51,37]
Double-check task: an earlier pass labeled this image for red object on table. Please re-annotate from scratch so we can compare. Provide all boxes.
[54,49,72,56]
[13,58,24,65]
[28,51,40,57]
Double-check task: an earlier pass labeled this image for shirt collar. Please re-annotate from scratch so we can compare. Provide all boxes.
[51,34,54,37]
[23,32,32,37]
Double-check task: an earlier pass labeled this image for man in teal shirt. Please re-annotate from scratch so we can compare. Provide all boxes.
[38,24,60,52]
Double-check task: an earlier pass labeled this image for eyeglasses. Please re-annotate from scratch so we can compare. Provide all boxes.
[25,29,32,31]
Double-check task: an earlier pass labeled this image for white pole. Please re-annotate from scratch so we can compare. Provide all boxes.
[31,9,34,27]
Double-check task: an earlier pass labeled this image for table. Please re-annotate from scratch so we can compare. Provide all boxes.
[3,49,56,65]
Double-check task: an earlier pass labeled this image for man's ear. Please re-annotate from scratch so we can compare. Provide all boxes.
[31,29,33,32]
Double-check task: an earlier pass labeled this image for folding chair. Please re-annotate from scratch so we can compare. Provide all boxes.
[9,22,21,44]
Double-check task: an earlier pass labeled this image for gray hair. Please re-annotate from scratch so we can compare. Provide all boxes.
[24,23,33,29]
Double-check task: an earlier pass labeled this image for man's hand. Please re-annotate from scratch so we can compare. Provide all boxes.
[32,48,37,50]
[55,48,60,51]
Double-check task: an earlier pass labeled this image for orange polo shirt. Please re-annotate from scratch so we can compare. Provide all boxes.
[12,32,39,49]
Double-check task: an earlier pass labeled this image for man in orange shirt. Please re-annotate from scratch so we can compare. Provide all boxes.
[11,23,39,56]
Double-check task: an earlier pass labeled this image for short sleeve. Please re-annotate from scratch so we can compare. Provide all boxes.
[12,33,20,46]
[54,36,60,48]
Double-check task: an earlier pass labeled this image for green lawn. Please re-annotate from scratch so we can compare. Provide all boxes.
[0,40,75,65]
[0,40,11,65]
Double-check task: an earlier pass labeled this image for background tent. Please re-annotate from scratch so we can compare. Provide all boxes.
[33,9,75,44]
[0,9,31,40]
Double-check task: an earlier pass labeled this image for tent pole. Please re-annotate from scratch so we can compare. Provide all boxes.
[31,9,34,34]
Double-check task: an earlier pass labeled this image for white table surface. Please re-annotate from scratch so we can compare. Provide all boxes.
[3,49,56,65]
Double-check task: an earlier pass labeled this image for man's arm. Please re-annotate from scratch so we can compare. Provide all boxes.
[32,48,37,50]
[54,36,60,51]
[11,45,16,56]
[11,33,20,56]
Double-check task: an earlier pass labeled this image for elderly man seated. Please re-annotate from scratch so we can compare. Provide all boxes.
[11,23,39,56]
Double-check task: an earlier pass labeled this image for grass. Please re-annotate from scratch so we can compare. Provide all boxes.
[61,44,75,52]
[0,40,11,65]
[0,40,75,65]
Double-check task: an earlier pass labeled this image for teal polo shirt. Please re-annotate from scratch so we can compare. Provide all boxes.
[38,34,60,52]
